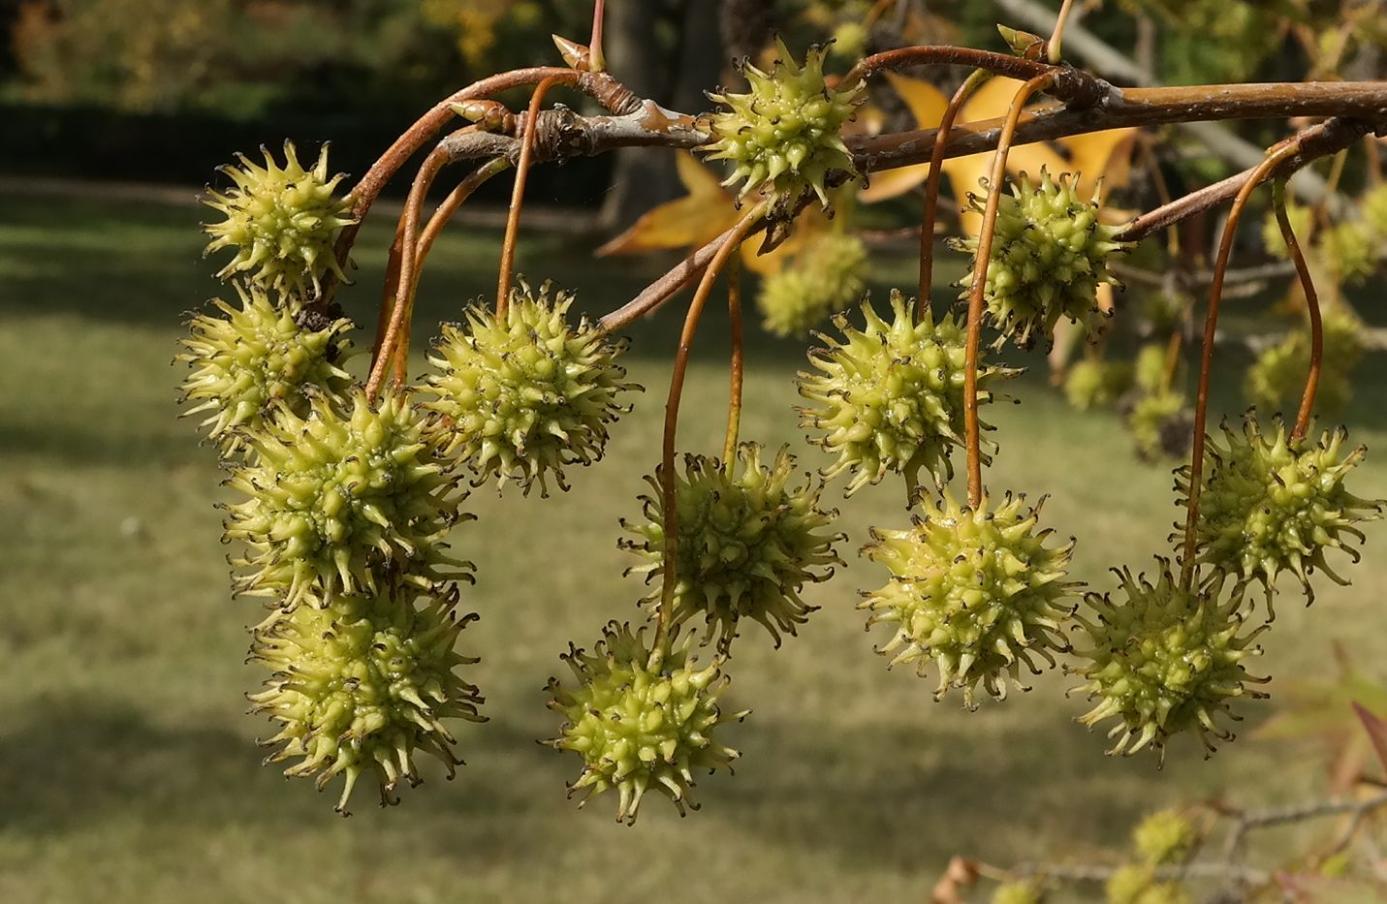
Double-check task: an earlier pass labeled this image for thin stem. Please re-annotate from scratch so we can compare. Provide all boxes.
[1274,178,1323,443]
[919,69,991,307]
[589,0,606,73]
[650,204,767,669]
[723,255,744,467]
[497,76,562,315]
[1047,0,1079,63]
[1179,140,1305,591]
[389,157,514,384]
[843,45,1059,89]
[963,72,1056,508]
[366,140,459,401]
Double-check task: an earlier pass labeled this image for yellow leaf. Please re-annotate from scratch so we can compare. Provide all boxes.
[857,73,948,203]
[597,153,740,256]
[1058,128,1140,199]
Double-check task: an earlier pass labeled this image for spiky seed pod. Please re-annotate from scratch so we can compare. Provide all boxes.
[1175,414,1382,602]
[953,169,1128,349]
[798,289,1017,496]
[1245,307,1364,415]
[704,38,865,206]
[1132,809,1198,866]
[1071,562,1267,758]
[249,588,484,815]
[1261,201,1314,260]
[757,232,868,337]
[1321,221,1378,286]
[1064,358,1133,411]
[1126,389,1192,462]
[203,141,356,296]
[224,389,469,608]
[544,622,746,824]
[1104,865,1190,904]
[830,21,870,59]
[620,444,843,648]
[992,881,1045,904]
[178,286,354,455]
[1134,342,1169,395]
[861,491,1079,707]
[418,282,636,495]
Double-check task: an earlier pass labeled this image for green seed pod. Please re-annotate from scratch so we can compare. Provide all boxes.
[799,289,1016,496]
[704,38,865,206]
[1245,306,1364,416]
[203,141,356,296]
[620,443,843,648]
[178,286,354,455]
[419,282,636,496]
[224,389,469,608]
[757,232,868,337]
[1134,342,1169,395]
[1071,561,1266,758]
[1126,389,1191,462]
[1175,414,1382,602]
[954,169,1128,349]
[1321,221,1378,286]
[1261,201,1314,260]
[249,587,484,815]
[830,21,870,60]
[545,621,746,824]
[1064,358,1133,411]
[861,491,1079,707]
[1132,808,1197,866]
[1104,865,1190,904]
[992,881,1045,904]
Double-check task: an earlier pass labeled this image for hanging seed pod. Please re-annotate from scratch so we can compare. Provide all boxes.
[757,232,868,337]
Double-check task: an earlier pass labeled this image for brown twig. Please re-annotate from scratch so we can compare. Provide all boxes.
[723,255,744,468]
[843,45,1064,93]
[497,77,563,314]
[1179,140,1306,591]
[919,68,990,307]
[650,204,766,668]
[963,72,1056,508]
[1274,178,1324,443]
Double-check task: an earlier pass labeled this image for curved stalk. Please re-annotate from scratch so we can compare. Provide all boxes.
[650,204,767,669]
[1179,140,1305,591]
[919,69,991,308]
[497,77,563,315]
[962,72,1056,508]
[1273,178,1324,443]
[389,157,514,383]
[723,256,744,467]
[1047,0,1079,63]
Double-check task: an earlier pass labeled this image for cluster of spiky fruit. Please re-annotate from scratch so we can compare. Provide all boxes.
[1064,357,1134,411]
[861,492,1078,707]
[419,282,635,495]
[757,232,868,336]
[545,622,745,824]
[1071,563,1266,758]
[1104,866,1190,904]
[1132,809,1198,866]
[224,389,467,608]
[1176,414,1381,602]
[178,285,354,453]
[704,39,864,205]
[798,289,1015,496]
[203,141,356,297]
[1246,306,1364,415]
[954,170,1128,349]
[620,444,842,648]
[249,588,484,814]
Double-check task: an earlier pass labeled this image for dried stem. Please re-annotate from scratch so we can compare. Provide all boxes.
[1179,140,1306,591]
[843,45,1062,92]
[389,157,514,383]
[919,69,991,307]
[497,77,563,315]
[589,0,606,73]
[723,255,744,468]
[963,72,1056,508]
[1274,178,1324,443]
[650,204,767,669]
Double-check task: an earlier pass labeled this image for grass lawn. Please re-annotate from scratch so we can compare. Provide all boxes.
[2,189,1386,903]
